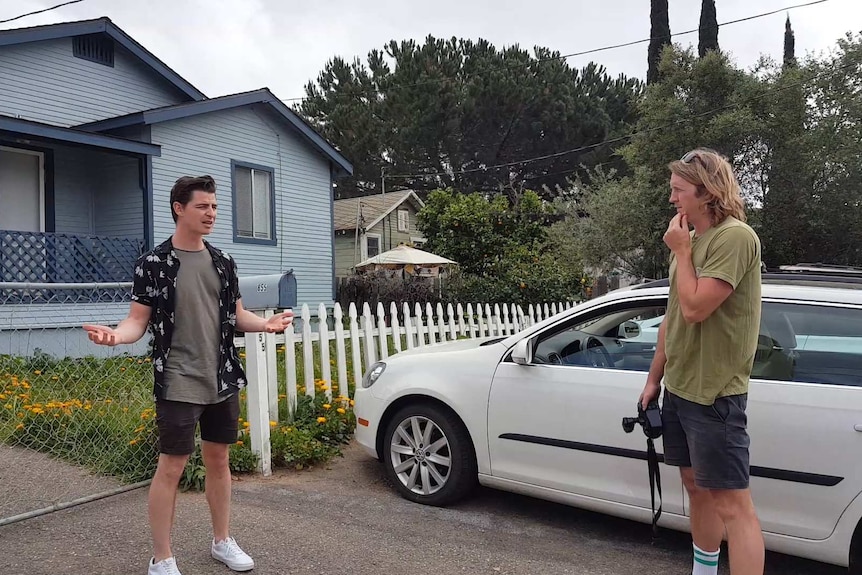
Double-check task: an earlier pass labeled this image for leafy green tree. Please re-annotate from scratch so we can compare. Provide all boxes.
[416,188,586,304]
[299,38,642,199]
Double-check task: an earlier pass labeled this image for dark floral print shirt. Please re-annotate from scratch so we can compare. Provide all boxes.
[131,237,246,400]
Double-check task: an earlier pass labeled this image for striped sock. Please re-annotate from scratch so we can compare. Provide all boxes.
[692,542,720,575]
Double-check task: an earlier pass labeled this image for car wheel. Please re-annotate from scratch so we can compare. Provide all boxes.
[382,403,477,506]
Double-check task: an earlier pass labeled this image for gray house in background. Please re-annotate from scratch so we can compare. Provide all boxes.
[0,17,352,356]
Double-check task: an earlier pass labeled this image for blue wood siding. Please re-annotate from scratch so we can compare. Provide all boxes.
[94,155,143,239]
[53,146,94,234]
[51,145,143,239]
[150,107,335,306]
[0,37,188,127]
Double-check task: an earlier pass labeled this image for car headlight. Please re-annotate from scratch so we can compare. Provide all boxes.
[362,362,386,388]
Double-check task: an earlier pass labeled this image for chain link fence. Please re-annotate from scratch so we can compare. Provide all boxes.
[0,282,156,525]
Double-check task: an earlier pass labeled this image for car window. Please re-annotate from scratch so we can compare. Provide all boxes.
[532,305,666,371]
[753,302,862,386]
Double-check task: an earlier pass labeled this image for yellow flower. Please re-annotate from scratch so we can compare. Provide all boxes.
[129,439,138,445]
[33,370,41,375]
[120,367,126,372]
[317,416,326,423]
[15,423,24,430]
[137,360,144,364]
[236,440,244,446]
[51,376,59,381]
[320,385,329,391]
[4,404,11,410]
[127,358,133,362]
[323,404,331,410]
[278,394,286,399]
[243,421,250,428]
[336,408,346,414]
[349,400,355,407]
[269,420,277,427]
[105,399,113,404]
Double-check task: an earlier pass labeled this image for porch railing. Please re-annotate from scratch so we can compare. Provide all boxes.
[0,231,144,303]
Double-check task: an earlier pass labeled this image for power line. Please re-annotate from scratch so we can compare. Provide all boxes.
[282,0,830,103]
[384,60,858,181]
[0,0,85,25]
[540,0,829,63]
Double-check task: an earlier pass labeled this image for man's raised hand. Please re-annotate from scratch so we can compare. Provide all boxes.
[83,325,121,346]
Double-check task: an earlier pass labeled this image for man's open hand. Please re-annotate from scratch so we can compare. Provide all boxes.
[263,310,294,333]
[83,325,121,346]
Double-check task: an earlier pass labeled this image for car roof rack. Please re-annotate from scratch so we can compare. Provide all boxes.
[631,270,862,290]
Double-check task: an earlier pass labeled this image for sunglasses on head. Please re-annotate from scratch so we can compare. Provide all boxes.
[680,151,703,164]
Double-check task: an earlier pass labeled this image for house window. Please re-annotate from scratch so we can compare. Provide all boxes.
[397,209,409,232]
[232,162,276,245]
[363,233,381,260]
[73,34,114,67]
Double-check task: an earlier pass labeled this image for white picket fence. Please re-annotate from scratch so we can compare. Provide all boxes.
[236,299,578,474]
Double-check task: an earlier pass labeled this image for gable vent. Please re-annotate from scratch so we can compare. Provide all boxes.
[73,34,114,67]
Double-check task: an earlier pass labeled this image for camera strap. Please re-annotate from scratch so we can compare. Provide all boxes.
[647,436,662,539]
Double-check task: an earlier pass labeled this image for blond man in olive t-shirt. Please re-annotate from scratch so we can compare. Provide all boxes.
[640,149,764,575]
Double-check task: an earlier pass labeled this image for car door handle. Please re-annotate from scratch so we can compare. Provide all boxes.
[855,424,862,432]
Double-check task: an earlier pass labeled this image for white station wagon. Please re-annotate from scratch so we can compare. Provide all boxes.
[353,271,862,572]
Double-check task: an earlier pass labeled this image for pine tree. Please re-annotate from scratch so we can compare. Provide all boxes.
[698,0,719,57]
[647,0,671,84]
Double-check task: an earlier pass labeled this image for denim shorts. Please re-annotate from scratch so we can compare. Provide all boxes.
[661,390,750,490]
[154,393,239,455]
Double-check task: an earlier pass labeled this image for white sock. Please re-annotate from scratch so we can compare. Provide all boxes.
[692,542,720,575]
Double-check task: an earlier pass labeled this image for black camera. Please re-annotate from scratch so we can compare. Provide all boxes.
[622,400,663,439]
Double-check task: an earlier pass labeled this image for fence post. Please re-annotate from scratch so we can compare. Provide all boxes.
[333,303,349,398]
[348,303,363,387]
[414,303,426,347]
[284,316,298,420]
[390,302,402,353]
[301,304,314,396]
[402,302,415,350]
[318,303,332,401]
[363,302,376,369]
[244,331,272,476]
[447,303,458,340]
[376,302,388,360]
[263,309,279,423]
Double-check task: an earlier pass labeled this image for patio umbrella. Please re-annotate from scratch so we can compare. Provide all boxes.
[354,244,457,271]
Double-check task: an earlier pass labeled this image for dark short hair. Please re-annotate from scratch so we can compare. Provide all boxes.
[170,175,216,222]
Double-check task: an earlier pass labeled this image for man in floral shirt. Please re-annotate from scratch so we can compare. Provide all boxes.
[84,175,293,575]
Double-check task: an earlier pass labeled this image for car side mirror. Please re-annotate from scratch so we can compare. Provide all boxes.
[511,338,533,365]
[618,320,641,339]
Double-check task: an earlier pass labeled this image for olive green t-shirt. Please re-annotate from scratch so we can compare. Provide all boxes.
[664,216,762,406]
[163,248,224,405]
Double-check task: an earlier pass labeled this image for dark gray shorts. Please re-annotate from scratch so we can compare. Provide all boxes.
[661,390,750,490]
[155,394,239,455]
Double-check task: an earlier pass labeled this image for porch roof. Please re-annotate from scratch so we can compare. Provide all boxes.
[0,116,161,156]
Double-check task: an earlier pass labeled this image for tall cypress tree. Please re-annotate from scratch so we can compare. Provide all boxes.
[698,0,719,57]
[647,0,671,84]
[783,15,797,68]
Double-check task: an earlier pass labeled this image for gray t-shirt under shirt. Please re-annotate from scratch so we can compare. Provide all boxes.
[163,248,224,404]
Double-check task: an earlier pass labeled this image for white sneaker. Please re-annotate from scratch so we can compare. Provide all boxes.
[211,537,255,571]
[148,556,182,575]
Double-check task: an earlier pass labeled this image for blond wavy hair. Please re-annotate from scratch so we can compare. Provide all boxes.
[668,148,746,224]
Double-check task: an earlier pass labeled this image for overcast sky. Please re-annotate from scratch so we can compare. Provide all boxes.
[4,0,860,103]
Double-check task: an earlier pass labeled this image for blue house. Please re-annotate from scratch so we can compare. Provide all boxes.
[0,17,352,356]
